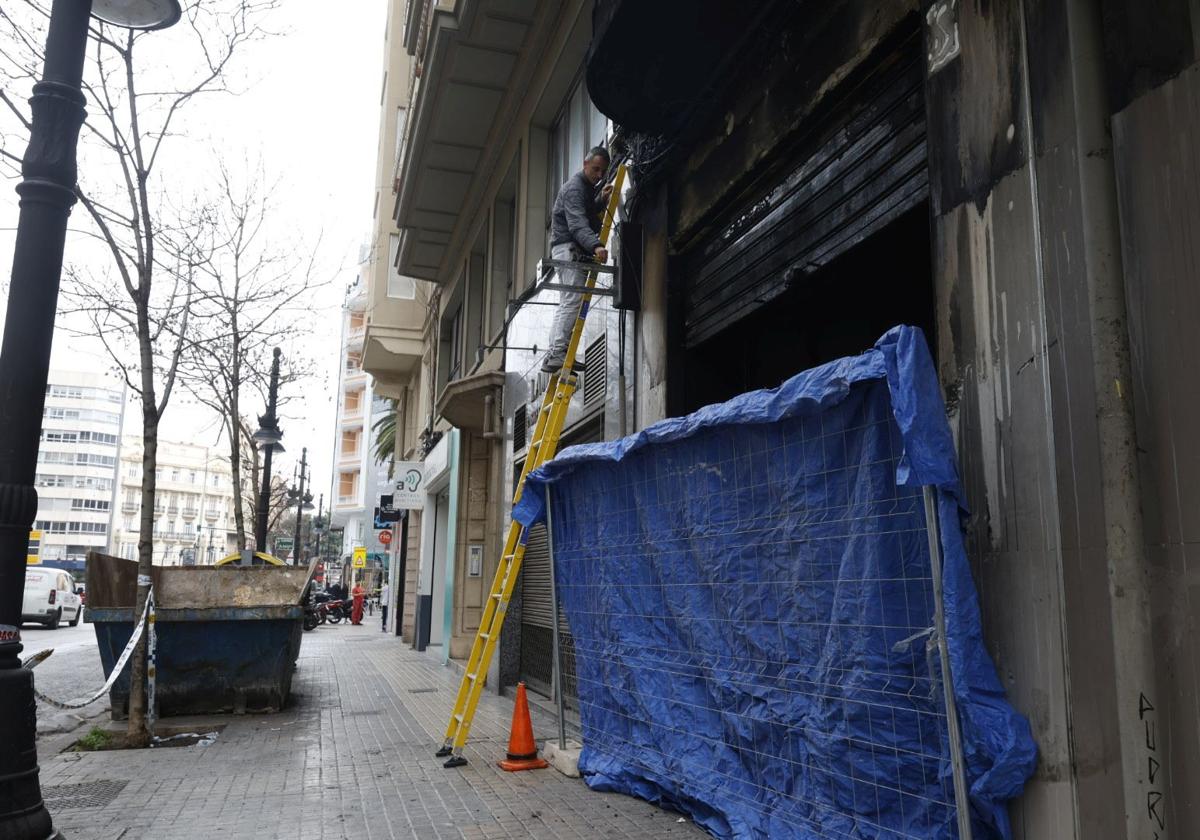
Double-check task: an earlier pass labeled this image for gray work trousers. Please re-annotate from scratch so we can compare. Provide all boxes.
[546,242,586,366]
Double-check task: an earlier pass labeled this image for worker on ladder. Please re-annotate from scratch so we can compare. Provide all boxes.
[543,145,614,373]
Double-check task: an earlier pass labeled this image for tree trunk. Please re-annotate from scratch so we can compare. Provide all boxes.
[127,307,159,747]
[228,394,246,550]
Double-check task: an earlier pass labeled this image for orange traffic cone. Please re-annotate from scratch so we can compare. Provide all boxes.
[498,682,549,771]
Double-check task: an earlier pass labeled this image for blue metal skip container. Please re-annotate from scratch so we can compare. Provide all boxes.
[86,552,311,718]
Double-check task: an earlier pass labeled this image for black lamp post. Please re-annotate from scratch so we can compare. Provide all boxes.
[0,2,181,837]
[287,447,314,566]
[253,348,284,553]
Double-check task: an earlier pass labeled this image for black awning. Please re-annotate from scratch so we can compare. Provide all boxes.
[585,0,778,135]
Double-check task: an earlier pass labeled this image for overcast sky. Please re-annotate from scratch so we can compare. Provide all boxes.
[0,0,387,505]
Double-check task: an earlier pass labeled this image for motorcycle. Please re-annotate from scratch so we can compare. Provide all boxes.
[316,598,351,625]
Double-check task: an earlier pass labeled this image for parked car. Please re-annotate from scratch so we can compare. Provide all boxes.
[22,567,83,629]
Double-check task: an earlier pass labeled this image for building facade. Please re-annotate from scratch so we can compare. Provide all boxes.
[330,273,392,572]
[110,439,238,565]
[373,1,1200,836]
[33,370,125,571]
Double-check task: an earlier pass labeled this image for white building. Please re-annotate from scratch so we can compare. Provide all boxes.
[330,272,389,562]
[33,370,126,570]
[111,439,239,565]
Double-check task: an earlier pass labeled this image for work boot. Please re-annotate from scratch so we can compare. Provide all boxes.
[541,356,586,374]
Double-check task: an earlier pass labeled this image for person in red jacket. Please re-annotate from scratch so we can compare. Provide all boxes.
[351,582,365,625]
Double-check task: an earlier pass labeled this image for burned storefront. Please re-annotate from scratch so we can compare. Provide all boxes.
[588,0,1200,837]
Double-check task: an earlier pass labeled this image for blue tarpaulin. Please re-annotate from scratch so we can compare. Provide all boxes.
[514,326,1037,839]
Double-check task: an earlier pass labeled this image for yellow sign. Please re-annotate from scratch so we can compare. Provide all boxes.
[27,530,41,564]
[351,547,367,569]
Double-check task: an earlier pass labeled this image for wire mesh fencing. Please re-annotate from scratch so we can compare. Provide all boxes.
[541,377,973,839]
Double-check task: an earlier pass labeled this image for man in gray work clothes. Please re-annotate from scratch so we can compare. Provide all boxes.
[542,146,613,372]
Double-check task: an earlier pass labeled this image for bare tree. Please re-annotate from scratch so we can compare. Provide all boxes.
[0,0,279,746]
[178,164,319,550]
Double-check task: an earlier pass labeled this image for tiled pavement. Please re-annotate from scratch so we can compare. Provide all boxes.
[37,623,708,839]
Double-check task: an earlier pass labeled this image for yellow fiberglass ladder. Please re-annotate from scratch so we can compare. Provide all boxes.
[436,163,626,768]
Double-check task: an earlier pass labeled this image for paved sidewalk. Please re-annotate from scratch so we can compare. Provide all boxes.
[37,623,707,839]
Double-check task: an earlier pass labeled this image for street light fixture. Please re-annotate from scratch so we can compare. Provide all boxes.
[287,447,312,565]
[0,3,181,838]
[254,348,284,553]
[91,0,182,29]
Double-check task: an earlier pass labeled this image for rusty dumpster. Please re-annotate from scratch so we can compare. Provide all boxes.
[85,552,313,718]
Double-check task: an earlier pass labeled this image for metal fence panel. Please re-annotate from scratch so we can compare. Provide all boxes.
[517,327,1036,840]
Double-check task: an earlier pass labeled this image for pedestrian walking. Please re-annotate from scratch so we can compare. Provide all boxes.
[380,581,390,632]
[542,146,613,372]
[351,581,365,625]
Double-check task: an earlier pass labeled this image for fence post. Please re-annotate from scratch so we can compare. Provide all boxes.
[922,485,974,840]
[546,486,568,751]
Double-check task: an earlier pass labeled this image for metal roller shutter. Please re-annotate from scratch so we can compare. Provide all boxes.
[518,420,601,704]
[682,29,928,347]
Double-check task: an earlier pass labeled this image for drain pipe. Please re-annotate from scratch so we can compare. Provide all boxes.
[481,392,504,440]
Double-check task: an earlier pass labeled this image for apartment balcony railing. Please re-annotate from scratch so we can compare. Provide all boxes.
[167,504,179,515]
[121,501,138,514]
[182,507,199,518]
[153,504,165,514]
[204,508,220,521]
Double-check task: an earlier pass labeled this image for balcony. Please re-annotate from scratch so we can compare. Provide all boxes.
[204,508,219,521]
[393,0,538,283]
[121,501,138,514]
[182,507,199,519]
[153,504,165,515]
[167,504,179,516]
[338,447,361,465]
[345,324,366,353]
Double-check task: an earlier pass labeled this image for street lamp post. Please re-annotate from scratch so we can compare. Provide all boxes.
[287,447,314,566]
[0,2,180,837]
[253,348,284,553]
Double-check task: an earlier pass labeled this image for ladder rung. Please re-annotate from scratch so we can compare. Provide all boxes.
[454,713,463,722]
[479,633,489,640]
[491,592,502,600]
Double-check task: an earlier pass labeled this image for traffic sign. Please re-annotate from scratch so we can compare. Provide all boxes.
[275,536,294,554]
[378,530,392,545]
[351,546,367,568]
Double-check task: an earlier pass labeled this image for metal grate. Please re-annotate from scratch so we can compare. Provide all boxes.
[582,335,607,406]
[513,403,527,452]
[41,780,128,811]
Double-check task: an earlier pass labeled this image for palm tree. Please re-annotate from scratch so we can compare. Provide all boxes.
[372,399,398,477]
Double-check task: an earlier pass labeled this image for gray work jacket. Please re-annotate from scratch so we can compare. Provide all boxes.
[550,172,605,254]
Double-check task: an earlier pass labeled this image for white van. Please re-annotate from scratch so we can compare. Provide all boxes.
[22,567,83,629]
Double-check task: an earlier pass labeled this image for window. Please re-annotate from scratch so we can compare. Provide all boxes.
[338,471,358,501]
[341,429,361,457]
[438,303,463,390]
[35,474,68,488]
[34,520,107,535]
[73,476,113,491]
[546,77,608,233]
[489,162,518,338]
[71,498,110,512]
[128,464,139,478]
[189,471,197,484]
[171,469,180,482]
[77,431,118,445]
[345,353,362,373]
[42,431,79,444]
[465,231,487,369]
[212,473,220,487]
[387,234,416,299]
[349,312,365,331]
[344,390,362,413]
